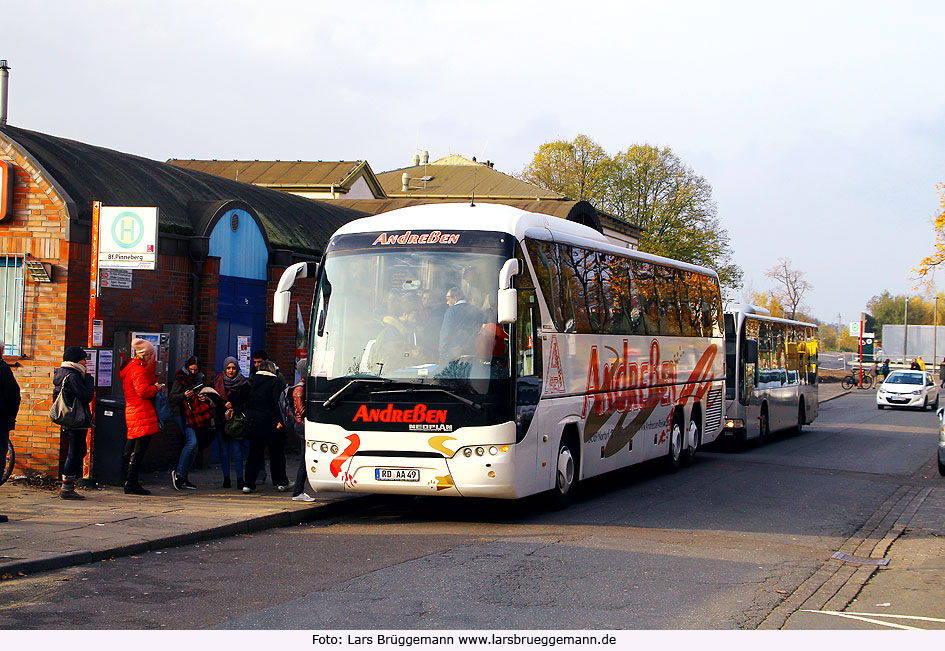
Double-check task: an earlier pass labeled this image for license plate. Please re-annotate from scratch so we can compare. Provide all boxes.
[375,467,420,482]
[889,397,910,403]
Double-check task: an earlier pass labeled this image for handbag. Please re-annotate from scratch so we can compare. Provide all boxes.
[153,391,173,429]
[49,390,90,429]
[223,410,246,440]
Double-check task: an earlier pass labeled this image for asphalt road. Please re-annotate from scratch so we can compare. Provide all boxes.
[0,391,940,630]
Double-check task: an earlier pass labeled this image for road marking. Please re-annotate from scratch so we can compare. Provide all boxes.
[802,609,945,629]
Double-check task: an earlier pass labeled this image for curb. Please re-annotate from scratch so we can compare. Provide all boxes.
[0,493,380,579]
[757,485,929,629]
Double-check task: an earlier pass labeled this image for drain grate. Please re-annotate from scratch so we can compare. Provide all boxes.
[831,552,890,566]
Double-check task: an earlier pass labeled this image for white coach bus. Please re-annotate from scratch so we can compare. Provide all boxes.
[274,203,725,504]
[722,304,819,444]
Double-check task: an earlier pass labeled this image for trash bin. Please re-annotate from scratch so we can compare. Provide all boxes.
[93,395,126,486]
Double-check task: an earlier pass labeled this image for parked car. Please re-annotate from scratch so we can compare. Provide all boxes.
[876,370,940,410]
[938,408,945,476]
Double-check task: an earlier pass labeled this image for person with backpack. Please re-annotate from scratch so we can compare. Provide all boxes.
[242,360,289,493]
[52,346,94,500]
[288,358,315,502]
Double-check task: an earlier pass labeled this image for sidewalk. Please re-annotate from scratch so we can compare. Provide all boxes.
[0,451,372,580]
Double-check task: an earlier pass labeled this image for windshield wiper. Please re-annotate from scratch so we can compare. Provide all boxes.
[372,387,482,410]
[322,378,392,409]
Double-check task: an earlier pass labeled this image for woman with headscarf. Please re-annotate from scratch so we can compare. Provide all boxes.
[119,338,164,495]
[242,359,289,493]
[213,356,250,489]
[168,355,208,491]
[52,346,94,500]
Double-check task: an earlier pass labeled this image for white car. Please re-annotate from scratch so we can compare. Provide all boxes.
[876,371,940,410]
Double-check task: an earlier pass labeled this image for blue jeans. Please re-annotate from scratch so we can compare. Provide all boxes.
[175,421,199,478]
[62,428,88,478]
[214,431,247,480]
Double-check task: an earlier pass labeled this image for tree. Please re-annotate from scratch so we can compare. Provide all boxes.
[866,291,945,331]
[916,183,945,281]
[521,137,742,290]
[765,258,811,320]
[520,135,612,206]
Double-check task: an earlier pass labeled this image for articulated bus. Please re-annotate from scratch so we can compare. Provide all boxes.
[722,304,819,444]
[274,203,725,503]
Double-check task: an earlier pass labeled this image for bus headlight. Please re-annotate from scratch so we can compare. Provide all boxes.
[475,447,485,457]
[725,419,745,429]
[489,446,498,456]
[463,448,472,458]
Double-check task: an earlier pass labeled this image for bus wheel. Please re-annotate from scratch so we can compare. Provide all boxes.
[680,416,699,468]
[757,408,770,445]
[665,415,683,473]
[792,400,805,436]
[546,440,577,509]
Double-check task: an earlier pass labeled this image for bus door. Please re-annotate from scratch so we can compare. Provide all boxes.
[514,271,544,488]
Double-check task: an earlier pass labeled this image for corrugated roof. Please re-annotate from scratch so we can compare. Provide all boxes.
[1,125,366,255]
[377,159,564,200]
[167,159,375,190]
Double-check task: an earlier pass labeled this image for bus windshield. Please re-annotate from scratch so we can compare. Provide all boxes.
[310,231,514,395]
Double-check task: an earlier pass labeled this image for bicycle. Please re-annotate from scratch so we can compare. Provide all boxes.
[1,439,13,486]
[841,368,874,390]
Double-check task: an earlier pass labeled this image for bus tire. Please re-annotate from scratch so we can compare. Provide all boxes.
[752,405,769,447]
[680,407,700,467]
[664,411,684,473]
[546,431,579,509]
[792,400,805,436]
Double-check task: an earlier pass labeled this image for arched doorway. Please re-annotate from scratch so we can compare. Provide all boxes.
[209,207,268,375]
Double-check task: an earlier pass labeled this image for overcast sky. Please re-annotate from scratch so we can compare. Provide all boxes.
[4,1,944,327]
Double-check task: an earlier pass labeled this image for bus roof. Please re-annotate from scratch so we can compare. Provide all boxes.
[725,303,817,328]
[331,202,720,279]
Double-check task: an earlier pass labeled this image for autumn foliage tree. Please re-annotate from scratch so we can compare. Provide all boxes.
[521,135,742,290]
[916,183,945,281]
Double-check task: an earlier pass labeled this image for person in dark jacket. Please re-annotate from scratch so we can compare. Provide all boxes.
[290,358,315,502]
[242,360,289,493]
[439,286,484,365]
[0,339,21,522]
[213,356,250,489]
[53,346,95,500]
[168,356,206,491]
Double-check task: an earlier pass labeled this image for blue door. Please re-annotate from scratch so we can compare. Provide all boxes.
[215,276,267,375]
[209,208,269,376]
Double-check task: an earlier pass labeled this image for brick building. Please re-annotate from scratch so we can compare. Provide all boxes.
[0,124,366,478]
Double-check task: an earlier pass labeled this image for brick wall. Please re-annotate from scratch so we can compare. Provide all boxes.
[0,139,71,477]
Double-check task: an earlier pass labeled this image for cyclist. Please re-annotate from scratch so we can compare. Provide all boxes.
[0,338,21,523]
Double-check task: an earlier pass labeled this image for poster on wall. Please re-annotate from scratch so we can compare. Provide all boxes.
[97,350,113,387]
[82,349,98,386]
[237,335,252,377]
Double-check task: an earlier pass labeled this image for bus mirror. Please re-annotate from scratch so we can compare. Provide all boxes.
[744,340,758,365]
[273,290,291,324]
[499,258,522,290]
[498,288,517,324]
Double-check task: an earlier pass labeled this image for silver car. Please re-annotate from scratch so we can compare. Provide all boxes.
[876,370,940,410]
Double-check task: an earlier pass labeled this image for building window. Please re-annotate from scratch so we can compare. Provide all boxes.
[0,255,24,356]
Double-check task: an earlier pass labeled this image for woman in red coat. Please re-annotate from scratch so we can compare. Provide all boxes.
[120,338,165,495]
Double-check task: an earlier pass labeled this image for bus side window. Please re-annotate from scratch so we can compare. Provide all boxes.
[516,288,542,379]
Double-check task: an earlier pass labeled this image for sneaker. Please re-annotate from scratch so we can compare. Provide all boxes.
[292,493,316,502]
[183,480,197,490]
[222,477,231,489]
[60,489,85,500]
[0,515,7,523]
[276,482,293,492]
[171,470,184,491]
[242,486,255,494]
